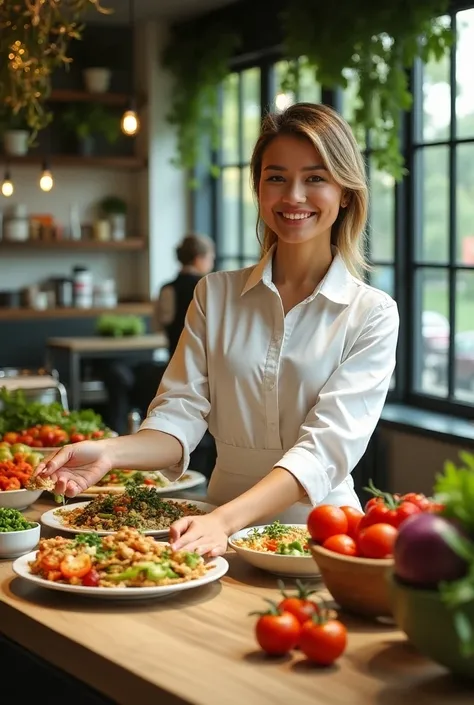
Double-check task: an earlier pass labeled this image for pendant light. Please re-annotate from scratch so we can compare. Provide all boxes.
[1,164,14,197]
[39,159,54,192]
[120,0,140,136]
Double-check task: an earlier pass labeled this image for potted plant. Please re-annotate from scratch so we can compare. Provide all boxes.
[0,108,30,156]
[60,104,120,156]
[98,195,128,241]
[83,67,112,94]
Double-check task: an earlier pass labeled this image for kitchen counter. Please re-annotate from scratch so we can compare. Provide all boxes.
[0,497,472,705]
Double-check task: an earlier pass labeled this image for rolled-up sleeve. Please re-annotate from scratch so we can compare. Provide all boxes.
[139,278,210,478]
[275,300,399,505]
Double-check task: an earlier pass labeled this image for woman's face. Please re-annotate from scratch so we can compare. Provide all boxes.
[259,134,346,248]
[194,250,215,275]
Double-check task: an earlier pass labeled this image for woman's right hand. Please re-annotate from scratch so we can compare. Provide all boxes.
[33,440,114,497]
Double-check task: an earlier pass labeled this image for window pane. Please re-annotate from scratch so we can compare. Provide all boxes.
[456,143,474,265]
[242,67,261,162]
[455,269,474,403]
[370,164,395,262]
[418,28,451,143]
[218,258,242,271]
[221,168,240,255]
[415,268,450,397]
[242,166,259,260]
[273,60,295,110]
[340,70,366,150]
[415,146,449,263]
[298,59,321,103]
[369,266,394,297]
[222,73,239,165]
[456,9,474,140]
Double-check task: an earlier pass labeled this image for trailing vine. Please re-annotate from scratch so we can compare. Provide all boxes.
[280,0,453,179]
[0,0,112,137]
[162,20,241,178]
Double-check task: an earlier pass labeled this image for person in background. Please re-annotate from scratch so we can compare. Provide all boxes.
[100,233,215,436]
[35,102,399,558]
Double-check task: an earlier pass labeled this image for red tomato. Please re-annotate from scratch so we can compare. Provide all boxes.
[278,582,319,625]
[82,569,100,587]
[299,617,347,665]
[340,506,364,539]
[30,439,44,448]
[359,500,420,531]
[70,433,85,443]
[322,534,358,556]
[426,501,446,513]
[27,427,40,439]
[357,523,398,559]
[307,505,348,544]
[401,492,431,511]
[40,431,57,446]
[3,432,18,444]
[91,430,104,439]
[19,434,34,446]
[60,553,92,579]
[254,610,301,655]
[364,497,381,512]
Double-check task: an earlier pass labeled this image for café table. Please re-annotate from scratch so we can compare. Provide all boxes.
[45,333,168,410]
[0,495,472,705]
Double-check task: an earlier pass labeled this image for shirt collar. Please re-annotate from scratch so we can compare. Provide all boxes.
[241,244,356,306]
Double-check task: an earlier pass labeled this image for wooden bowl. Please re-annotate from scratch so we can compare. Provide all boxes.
[309,542,394,619]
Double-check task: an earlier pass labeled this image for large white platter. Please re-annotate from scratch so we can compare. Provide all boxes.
[12,551,229,601]
[77,469,207,499]
[40,497,216,537]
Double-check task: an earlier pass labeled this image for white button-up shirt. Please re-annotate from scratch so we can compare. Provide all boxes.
[140,246,399,519]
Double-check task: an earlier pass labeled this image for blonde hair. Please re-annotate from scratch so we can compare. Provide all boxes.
[250,102,369,277]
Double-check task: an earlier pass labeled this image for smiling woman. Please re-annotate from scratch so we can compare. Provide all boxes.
[34,102,399,560]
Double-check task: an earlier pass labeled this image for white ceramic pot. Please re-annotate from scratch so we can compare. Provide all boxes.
[3,129,29,156]
[109,213,126,241]
[83,67,112,93]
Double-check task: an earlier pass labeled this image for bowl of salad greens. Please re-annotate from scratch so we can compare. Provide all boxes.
[0,507,40,558]
[229,521,320,578]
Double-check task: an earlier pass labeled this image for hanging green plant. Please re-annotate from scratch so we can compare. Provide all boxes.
[162,20,241,182]
[0,0,113,139]
[280,0,453,180]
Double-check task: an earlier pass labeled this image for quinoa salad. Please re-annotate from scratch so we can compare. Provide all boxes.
[233,521,311,556]
[53,486,207,532]
[28,528,208,588]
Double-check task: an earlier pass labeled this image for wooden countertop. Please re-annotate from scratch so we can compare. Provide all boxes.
[0,497,472,705]
[46,333,167,352]
[0,303,154,321]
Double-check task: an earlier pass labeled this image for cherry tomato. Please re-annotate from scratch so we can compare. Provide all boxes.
[70,433,85,443]
[40,431,57,446]
[426,501,446,513]
[278,582,319,625]
[30,439,44,448]
[3,432,18,445]
[60,553,92,579]
[357,523,398,559]
[82,569,100,587]
[299,617,347,665]
[307,505,348,544]
[340,506,364,539]
[401,492,431,511]
[322,534,358,556]
[91,430,104,439]
[359,500,420,531]
[254,609,301,655]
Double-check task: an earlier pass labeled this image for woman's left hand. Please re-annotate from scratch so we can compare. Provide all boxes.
[169,512,229,557]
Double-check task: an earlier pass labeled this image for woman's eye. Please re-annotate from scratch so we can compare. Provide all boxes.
[266,175,284,182]
[307,175,324,183]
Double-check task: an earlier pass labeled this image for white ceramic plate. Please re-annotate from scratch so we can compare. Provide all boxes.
[40,497,216,537]
[12,551,229,601]
[0,488,43,511]
[77,469,207,499]
[229,524,320,579]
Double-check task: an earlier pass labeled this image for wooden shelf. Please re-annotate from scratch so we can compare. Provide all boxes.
[0,155,146,170]
[49,90,130,106]
[0,303,153,321]
[0,239,147,251]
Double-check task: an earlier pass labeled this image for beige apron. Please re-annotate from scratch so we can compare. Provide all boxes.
[206,441,362,524]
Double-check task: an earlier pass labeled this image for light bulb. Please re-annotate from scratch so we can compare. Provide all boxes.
[1,179,14,197]
[39,169,53,192]
[275,92,293,111]
[121,109,139,136]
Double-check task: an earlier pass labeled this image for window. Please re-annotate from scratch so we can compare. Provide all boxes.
[409,8,474,409]
[197,4,474,418]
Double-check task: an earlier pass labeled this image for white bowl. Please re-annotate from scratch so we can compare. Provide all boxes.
[0,488,43,510]
[0,522,40,559]
[228,524,321,578]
